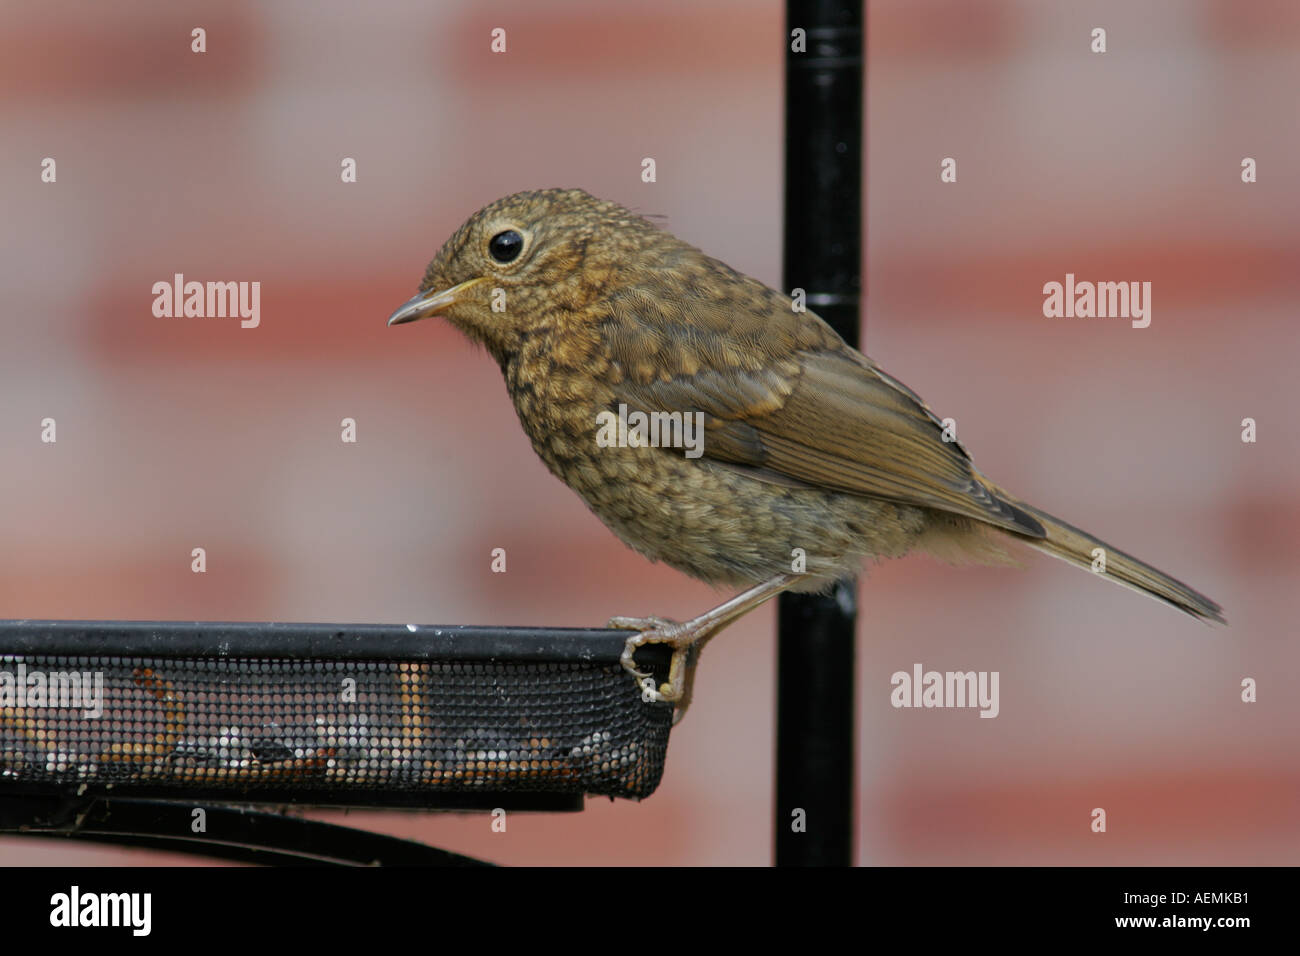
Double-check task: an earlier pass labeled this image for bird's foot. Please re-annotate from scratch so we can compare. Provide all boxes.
[606,576,804,723]
[607,615,700,708]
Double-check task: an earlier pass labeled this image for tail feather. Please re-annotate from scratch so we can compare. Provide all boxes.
[986,483,1226,625]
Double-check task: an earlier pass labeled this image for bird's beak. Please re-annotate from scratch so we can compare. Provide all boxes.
[386,277,485,326]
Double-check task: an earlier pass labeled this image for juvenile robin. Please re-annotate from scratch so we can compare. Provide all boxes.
[388,188,1224,718]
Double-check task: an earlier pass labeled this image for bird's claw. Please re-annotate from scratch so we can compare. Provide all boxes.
[608,615,677,632]
[614,620,675,689]
[608,615,700,713]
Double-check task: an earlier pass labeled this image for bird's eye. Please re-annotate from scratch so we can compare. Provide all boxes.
[488,229,524,264]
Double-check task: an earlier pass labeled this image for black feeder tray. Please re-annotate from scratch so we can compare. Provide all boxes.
[0,620,674,864]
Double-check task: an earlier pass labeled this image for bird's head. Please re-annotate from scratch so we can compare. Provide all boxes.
[387,188,662,362]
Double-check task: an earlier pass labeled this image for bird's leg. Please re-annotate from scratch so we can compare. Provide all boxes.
[609,573,805,718]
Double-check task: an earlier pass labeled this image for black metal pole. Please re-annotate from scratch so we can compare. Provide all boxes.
[776,0,862,866]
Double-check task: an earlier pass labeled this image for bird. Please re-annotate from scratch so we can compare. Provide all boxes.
[388,187,1225,720]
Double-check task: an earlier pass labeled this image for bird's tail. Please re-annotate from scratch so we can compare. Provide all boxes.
[985,482,1226,625]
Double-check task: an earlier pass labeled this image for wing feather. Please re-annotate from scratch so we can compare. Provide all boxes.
[602,269,1045,538]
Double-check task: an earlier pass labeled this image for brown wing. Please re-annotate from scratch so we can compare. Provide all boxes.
[601,259,1046,538]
